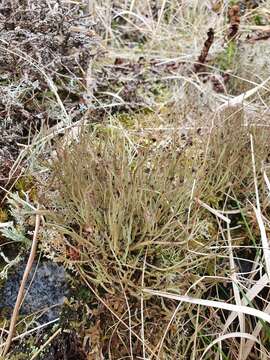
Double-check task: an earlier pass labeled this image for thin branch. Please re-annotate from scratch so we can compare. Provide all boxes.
[3,207,41,356]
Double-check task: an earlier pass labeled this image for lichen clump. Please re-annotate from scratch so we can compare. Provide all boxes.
[41,109,270,358]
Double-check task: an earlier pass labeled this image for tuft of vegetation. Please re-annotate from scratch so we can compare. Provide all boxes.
[40,109,270,358]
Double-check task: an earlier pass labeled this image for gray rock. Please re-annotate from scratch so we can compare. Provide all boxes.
[0,260,68,323]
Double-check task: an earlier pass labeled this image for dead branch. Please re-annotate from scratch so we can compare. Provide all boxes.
[227,5,241,41]
[3,208,41,356]
[194,28,215,73]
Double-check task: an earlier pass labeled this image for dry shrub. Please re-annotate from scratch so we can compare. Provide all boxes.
[0,0,101,189]
[42,109,270,358]
[46,123,200,291]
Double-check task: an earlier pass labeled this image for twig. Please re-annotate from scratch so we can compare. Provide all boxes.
[196,198,231,224]
[217,75,270,111]
[29,328,61,360]
[77,265,157,358]
[250,134,270,281]
[3,207,41,356]
[227,5,241,41]
[194,28,215,73]
[0,318,59,349]
[141,250,147,360]
[247,31,270,42]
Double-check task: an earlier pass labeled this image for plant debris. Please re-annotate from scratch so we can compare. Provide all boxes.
[194,28,215,73]
[0,0,101,189]
[227,5,241,41]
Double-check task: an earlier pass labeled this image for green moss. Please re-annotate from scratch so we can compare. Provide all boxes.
[14,176,37,200]
[0,208,8,222]
[115,113,136,128]
[216,41,237,71]
[253,14,263,25]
